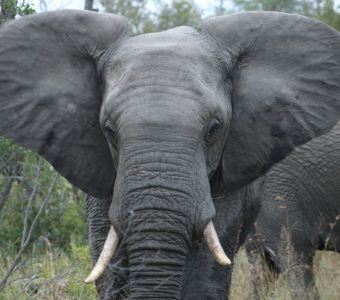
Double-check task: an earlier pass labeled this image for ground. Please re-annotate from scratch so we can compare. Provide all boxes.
[230,249,340,300]
[0,247,339,299]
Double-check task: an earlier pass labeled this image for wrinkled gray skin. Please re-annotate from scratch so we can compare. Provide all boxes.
[85,180,262,299]
[1,10,340,300]
[245,121,340,300]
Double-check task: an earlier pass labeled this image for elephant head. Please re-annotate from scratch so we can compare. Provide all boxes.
[1,10,340,299]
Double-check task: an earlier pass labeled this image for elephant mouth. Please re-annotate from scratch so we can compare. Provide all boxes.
[84,220,230,284]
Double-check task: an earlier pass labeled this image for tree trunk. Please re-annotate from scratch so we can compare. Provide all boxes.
[84,0,98,11]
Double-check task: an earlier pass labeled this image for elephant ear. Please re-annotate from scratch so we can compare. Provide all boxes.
[0,10,129,197]
[203,12,340,190]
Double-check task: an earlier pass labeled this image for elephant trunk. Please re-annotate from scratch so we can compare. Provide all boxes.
[85,137,230,293]
[117,146,195,299]
[85,137,229,296]
[84,220,230,286]
[127,208,191,299]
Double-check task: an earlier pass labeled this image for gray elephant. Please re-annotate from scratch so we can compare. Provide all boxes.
[1,10,340,300]
[85,181,262,299]
[245,121,340,300]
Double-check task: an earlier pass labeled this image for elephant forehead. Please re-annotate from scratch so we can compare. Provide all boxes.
[100,29,229,129]
[106,28,223,84]
[118,26,211,55]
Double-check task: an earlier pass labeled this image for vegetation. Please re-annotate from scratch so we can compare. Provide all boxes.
[0,243,96,299]
[231,0,340,30]
[156,0,202,31]
[97,0,202,33]
[0,0,35,22]
[0,247,338,299]
[0,0,339,297]
[230,249,340,300]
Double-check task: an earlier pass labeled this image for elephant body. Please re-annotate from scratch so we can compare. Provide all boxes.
[1,10,340,299]
[245,121,340,300]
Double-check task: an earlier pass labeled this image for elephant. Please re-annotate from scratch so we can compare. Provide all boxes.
[1,9,340,300]
[85,181,263,299]
[245,121,340,300]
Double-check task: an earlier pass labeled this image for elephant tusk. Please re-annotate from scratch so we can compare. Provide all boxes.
[203,221,231,266]
[85,226,119,284]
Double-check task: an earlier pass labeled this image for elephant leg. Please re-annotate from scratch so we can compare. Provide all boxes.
[86,194,111,264]
[181,181,262,300]
[245,231,279,300]
[277,228,319,300]
[85,194,112,295]
[285,252,319,300]
[181,218,238,300]
[86,194,129,299]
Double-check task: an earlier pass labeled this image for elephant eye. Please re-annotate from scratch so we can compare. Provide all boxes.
[205,118,223,144]
[104,120,116,137]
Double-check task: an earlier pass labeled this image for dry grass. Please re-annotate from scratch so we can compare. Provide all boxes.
[230,248,340,300]
[0,246,339,299]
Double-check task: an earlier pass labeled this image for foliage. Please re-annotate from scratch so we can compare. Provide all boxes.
[99,0,151,34]
[317,0,340,30]
[231,0,340,30]
[157,0,202,31]
[0,242,97,299]
[0,138,88,251]
[99,0,203,33]
[0,139,89,293]
[0,0,18,20]
[0,0,35,22]
[233,0,316,14]
[16,0,35,16]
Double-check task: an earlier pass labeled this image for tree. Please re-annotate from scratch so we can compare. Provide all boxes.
[157,0,202,31]
[317,0,340,30]
[84,0,97,11]
[100,0,153,34]
[231,0,340,30]
[1,0,17,22]
[99,0,203,34]
[0,139,22,215]
[0,0,35,24]
[232,0,315,15]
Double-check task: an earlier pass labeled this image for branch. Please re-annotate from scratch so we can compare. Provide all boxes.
[0,163,22,216]
[0,147,22,174]
[0,174,15,214]
[0,173,59,292]
[21,160,42,248]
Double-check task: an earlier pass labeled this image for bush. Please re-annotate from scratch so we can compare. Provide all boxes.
[0,137,88,252]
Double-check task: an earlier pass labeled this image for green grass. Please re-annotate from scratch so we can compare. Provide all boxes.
[0,244,96,300]
[0,246,339,299]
